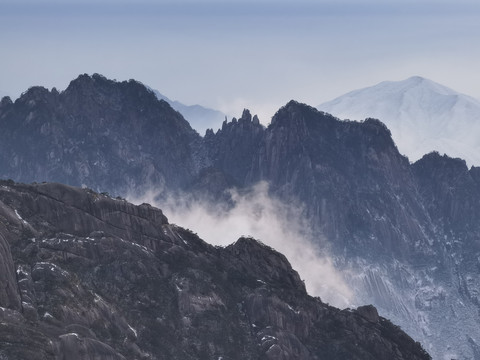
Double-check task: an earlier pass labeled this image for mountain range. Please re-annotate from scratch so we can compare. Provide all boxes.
[0,180,430,360]
[319,76,480,167]
[1,73,480,358]
[151,89,226,135]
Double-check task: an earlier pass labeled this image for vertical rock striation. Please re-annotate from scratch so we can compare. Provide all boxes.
[0,181,430,360]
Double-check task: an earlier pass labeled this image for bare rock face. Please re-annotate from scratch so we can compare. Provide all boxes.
[204,109,265,186]
[244,101,433,260]
[4,75,476,357]
[0,233,21,310]
[0,181,430,360]
[0,74,205,196]
[412,152,480,237]
[203,101,480,358]
[357,305,379,323]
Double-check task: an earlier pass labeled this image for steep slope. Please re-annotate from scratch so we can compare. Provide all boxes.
[0,180,430,360]
[212,101,435,260]
[153,89,226,135]
[318,76,480,166]
[0,74,206,195]
[207,101,480,359]
[205,109,265,187]
[2,74,480,358]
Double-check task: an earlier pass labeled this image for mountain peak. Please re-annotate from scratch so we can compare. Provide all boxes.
[65,73,155,99]
[67,73,110,89]
[283,99,316,112]
[240,108,252,122]
[405,75,427,84]
[270,100,340,132]
[64,73,115,99]
[319,77,480,166]
[273,100,316,118]
[414,151,468,174]
[397,76,459,97]
[0,96,12,108]
[407,75,425,81]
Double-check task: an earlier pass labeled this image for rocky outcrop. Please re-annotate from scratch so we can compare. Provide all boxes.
[229,101,433,260]
[0,181,430,360]
[3,74,480,358]
[0,233,21,310]
[412,152,480,238]
[0,74,206,195]
[204,109,265,186]
[208,101,480,359]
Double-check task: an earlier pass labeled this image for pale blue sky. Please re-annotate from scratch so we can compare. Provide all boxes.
[1,0,480,121]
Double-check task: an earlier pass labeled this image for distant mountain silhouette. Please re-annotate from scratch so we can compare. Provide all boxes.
[152,89,226,135]
[319,76,480,166]
[2,73,480,358]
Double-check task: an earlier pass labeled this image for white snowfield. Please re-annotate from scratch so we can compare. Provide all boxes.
[319,76,480,167]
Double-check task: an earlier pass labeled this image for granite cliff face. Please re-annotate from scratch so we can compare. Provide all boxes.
[244,102,434,260]
[209,102,480,358]
[2,74,480,358]
[0,181,430,360]
[0,74,205,195]
[205,109,264,186]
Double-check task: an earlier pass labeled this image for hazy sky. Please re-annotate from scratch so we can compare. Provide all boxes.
[1,0,480,121]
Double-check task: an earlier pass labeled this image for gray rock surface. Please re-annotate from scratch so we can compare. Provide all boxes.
[207,101,480,359]
[0,74,206,196]
[0,181,430,360]
[2,74,480,357]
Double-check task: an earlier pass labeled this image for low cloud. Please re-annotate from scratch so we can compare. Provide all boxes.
[129,181,352,308]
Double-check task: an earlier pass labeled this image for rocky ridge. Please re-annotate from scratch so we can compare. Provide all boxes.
[0,181,430,360]
[152,89,227,135]
[2,74,480,358]
[318,76,480,166]
[0,74,206,195]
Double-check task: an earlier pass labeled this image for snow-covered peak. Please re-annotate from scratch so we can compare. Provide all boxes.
[318,77,480,166]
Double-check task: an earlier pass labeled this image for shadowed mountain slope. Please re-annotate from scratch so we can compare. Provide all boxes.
[0,181,430,360]
[318,76,480,166]
[0,74,206,195]
[2,74,480,358]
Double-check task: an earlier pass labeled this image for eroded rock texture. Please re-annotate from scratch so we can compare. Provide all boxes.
[0,74,206,195]
[0,181,430,360]
[3,74,480,357]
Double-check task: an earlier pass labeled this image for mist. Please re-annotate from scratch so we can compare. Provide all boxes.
[129,181,353,308]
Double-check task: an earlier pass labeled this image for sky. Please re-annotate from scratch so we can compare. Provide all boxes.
[1,0,480,122]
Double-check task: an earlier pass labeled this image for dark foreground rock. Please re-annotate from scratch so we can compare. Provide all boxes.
[1,74,475,357]
[0,181,430,360]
